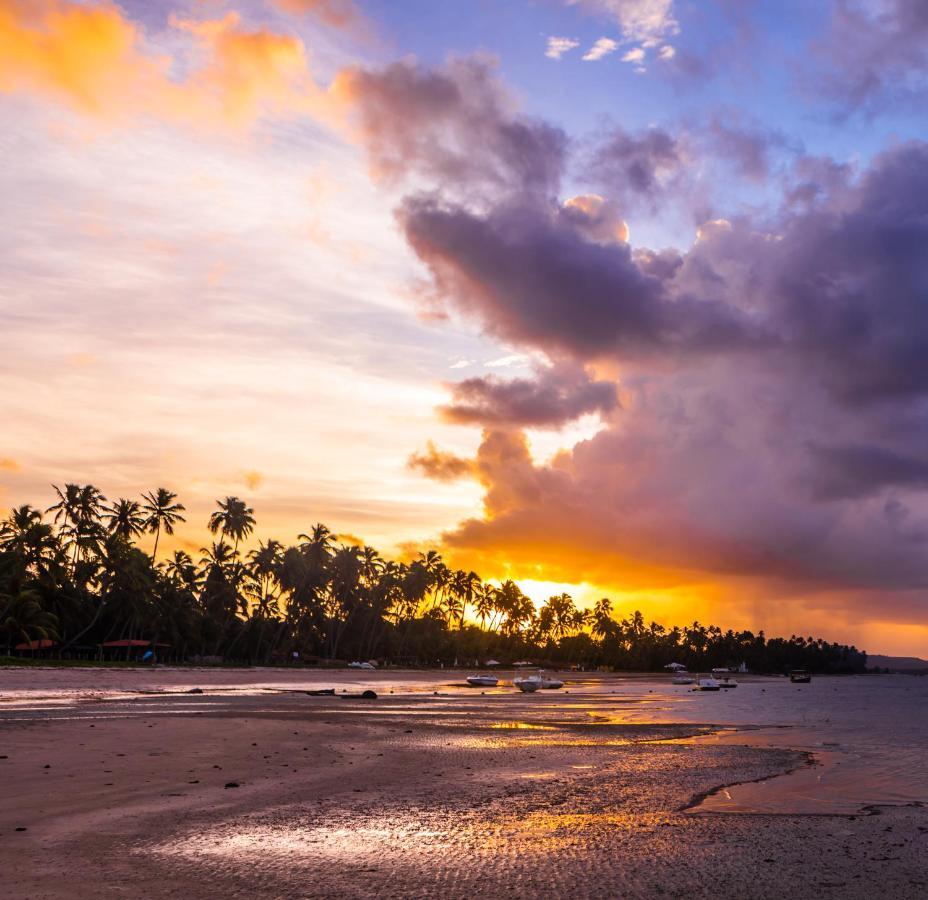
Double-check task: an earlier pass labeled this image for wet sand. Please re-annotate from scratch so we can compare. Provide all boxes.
[1,668,927,899]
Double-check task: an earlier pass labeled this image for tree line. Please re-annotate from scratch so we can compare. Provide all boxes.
[0,484,868,672]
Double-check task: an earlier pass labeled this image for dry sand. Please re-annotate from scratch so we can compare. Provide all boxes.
[1,668,926,899]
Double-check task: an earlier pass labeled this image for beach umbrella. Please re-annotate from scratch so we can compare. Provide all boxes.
[664,662,687,670]
[484,659,500,666]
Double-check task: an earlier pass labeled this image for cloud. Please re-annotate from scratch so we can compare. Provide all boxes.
[398,194,755,361]
[270,0,361,28]
[560,194,629,244]
[407,441,475,481]
[587,125,686,210]
[0,1,326,129]
[570,0,679,45]
[331,56,567,199]
[621,47,645,63]
[0,457,20,472]
[0,0,169,117]
[345,57,928,617]
[546,36,580,60]
[439,364,618,428]
[658,44,675,60]
[707,116,788,182]
[811,0,928,113]
[582,38,619,61]
[243,470,263,490]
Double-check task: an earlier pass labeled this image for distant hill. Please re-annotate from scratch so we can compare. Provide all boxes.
[867,654,928,672]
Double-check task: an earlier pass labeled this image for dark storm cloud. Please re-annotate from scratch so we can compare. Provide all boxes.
[440,364,618,428]
[398,195,757,359]
[808,443,928,500]
[343,54,928,603]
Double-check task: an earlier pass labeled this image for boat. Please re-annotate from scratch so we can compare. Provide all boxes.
[672,674,696,685]
[466,674,499,687]
[789,670,811,684]
[696,676,721,691]
[711,667,732,675]
[537,670,564,689]
[717,676,738,688]
[347,661,375,670]
[513,675,543,692]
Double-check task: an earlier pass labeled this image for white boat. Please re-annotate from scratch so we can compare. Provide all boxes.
[466,674,499,687]
[348,661,375,670]
[672,674,695,685]
[537,670,564,689]
[696,676,721,691]
[718,676,738,688]
[513,675,543,692]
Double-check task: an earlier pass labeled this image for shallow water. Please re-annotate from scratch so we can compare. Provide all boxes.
[1,667,925,814]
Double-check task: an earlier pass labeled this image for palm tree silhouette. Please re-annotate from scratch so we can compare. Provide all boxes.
[103,499,146,540]
[141,488,186,561]
[208,496,255,554]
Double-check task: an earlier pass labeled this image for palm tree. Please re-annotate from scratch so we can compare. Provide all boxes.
[591,597,615,640]
[247,540,283,616]
[141,488,186,560]
[208,496,255,553]
[102,498,146,540]
[474,583,495,630]
[47,483,106,569]
[164,550,200,591]
[0,588,59,651]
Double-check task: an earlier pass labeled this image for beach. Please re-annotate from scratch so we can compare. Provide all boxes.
[1,669,927,899]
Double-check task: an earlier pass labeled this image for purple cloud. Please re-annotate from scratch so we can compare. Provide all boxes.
[440,364,618,428]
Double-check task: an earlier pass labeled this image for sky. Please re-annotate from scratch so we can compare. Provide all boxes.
[2,0,928,655]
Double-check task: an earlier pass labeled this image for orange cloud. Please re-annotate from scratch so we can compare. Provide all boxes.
[170,11,321,127]
[407,441,475,481]
[0,1,333,129]
[242,470,263,490]
[271,0,360,29]
[0,0,170,117]
[0,457,20,472]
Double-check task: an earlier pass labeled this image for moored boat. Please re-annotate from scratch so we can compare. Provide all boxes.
[672,674,696,685]
[696,676,721,691]
[466,674,499,687]
[718,676,738,688]
[537,670,564,689]
[514,675,543,692]
[789,670,811,684]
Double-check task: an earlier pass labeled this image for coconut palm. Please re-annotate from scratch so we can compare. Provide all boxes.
[0,588,58,650]
[103,498,146,541]
[247,540,283,616]
[47,483,107,569]
[163,550,200,591]
[141,488,186,560]
[208,496,255,553]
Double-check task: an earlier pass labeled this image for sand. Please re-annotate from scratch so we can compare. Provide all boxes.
[1,668,926,899]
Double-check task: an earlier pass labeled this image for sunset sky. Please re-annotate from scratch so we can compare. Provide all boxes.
[3,0,928,654]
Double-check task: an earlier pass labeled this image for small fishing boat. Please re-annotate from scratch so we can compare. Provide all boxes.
[789,670,811,684]
[514,675,543,692]
[466,674,499,687]
[696,676,721,691]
